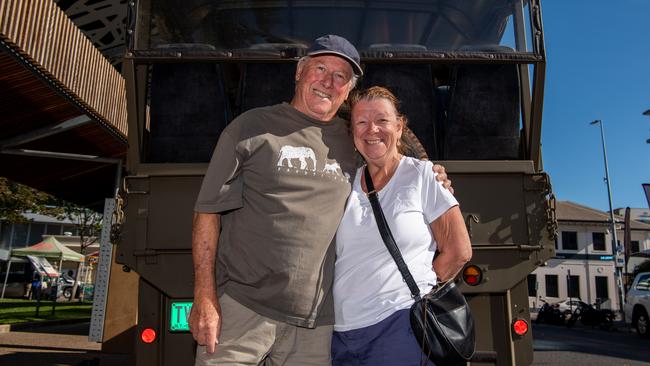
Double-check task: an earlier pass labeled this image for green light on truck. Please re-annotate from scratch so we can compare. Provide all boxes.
[170,302,193,332]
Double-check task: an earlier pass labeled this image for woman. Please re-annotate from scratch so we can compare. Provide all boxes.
[332,86,472,365]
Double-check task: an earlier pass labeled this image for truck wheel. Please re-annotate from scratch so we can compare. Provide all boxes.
[63,288,72,299]
[636,310,649,338]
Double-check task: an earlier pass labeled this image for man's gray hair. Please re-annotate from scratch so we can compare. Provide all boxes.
[297,56,359,90]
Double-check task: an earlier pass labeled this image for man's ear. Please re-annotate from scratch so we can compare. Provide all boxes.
[295,63,304,82]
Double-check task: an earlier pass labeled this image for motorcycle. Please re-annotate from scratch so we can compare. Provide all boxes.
[565,301,615,331]
[535,299,566,325]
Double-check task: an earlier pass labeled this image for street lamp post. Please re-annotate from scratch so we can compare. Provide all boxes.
[590,119,625,317]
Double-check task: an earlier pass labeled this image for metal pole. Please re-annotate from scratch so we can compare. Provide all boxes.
[1,260,12,299]
[590,119,625,316]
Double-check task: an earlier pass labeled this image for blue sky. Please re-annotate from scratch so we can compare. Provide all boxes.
[540,1,650,211]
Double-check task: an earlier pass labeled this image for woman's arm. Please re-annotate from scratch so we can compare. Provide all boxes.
[430,206,472,282]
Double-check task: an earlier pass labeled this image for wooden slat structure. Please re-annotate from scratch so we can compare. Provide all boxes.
[0,0,128,208]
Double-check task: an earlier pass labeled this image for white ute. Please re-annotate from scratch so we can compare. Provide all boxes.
[625,272,650,338]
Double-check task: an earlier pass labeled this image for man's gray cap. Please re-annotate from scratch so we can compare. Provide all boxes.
[307,35,363,76]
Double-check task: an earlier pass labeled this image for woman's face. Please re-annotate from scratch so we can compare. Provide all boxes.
[351,98,403,165]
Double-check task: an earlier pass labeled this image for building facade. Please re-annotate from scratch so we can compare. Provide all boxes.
[528,201,650,312]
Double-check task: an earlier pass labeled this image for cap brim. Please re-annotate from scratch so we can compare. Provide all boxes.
[308,50,363,76]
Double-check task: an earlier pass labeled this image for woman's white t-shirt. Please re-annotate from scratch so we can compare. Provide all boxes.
[333,156,458,332]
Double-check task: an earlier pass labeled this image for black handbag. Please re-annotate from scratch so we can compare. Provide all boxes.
[363,166,475,366]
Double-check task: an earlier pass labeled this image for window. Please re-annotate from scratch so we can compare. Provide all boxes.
[592,232,606,251]
[45,224,61,235]
[527,274,537,296]
[11,223,28,247]
[595,276,609,299]
[545,275,558,297]
[28,223,45,245]
[562,231,578,250]
[0,224,11,250]
[630,240,640,254]
[635,274,650,291]
[567,275,580,298]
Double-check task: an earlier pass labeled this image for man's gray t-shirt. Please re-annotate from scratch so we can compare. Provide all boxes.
[195,103,356,328]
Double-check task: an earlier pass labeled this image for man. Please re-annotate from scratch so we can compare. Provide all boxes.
[190,35,449,365]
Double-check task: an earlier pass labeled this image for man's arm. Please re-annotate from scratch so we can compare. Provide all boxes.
[430,206,472,282]
[189,212,221,353]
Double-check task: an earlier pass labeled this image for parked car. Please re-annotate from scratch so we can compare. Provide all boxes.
[624,271,650,338]
[554,298,585,314]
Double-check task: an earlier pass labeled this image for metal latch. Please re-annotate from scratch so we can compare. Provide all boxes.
[465,214,480,239]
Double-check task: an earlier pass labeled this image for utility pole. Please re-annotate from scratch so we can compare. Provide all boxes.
[590,119,625,318]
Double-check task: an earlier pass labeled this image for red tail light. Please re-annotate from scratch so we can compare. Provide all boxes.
[462,265,482,286]
[141,328,157,343]
[512,319,528,336]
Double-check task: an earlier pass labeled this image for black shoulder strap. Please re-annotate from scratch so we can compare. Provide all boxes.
[364,165,422,301]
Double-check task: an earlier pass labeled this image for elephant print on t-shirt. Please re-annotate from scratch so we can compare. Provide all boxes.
[277,146,317,170]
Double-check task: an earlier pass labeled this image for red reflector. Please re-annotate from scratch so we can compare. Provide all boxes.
[513,319,528,336]
[141,328,157,343]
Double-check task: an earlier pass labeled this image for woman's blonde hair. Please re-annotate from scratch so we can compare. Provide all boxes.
[348,86,411,154]
[348,86,407,127]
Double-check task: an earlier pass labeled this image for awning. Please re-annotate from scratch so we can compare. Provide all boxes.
[11,236,84,263]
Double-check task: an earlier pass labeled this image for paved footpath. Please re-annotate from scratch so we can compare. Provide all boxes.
[0,322,132,366]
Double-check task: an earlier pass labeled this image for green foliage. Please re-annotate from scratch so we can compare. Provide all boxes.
[58,201,103,252]
[0,177,63,223]
[0,177,102,251]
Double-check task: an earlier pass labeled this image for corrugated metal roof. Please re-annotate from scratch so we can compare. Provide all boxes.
[0,0,127,208]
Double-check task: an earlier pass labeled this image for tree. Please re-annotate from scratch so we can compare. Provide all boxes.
[57,202,103,254]
[0,177,62,223]
[1,177,102,253]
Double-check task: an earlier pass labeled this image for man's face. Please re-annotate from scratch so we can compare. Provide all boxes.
[291,55,355,122]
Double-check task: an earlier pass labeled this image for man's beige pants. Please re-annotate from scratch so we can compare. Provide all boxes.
[195,294,332,366]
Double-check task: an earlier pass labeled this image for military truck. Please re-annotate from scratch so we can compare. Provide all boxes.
[110,0,556,364]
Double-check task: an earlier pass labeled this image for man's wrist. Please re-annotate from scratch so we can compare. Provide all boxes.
[194,286,218,302]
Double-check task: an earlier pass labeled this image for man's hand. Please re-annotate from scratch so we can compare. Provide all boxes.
[189,295,222,353]
[433,164,454,194]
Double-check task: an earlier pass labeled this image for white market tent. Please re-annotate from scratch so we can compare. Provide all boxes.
[1,236,84,298]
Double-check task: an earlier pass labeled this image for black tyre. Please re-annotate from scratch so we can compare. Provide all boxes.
[63,287,73,299]
[636,309,649,338]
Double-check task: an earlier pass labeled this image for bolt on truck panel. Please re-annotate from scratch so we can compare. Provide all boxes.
[112,1,555,365]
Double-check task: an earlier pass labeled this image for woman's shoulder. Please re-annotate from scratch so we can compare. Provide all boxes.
[401,156,433,174]
[397,157,439,189]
